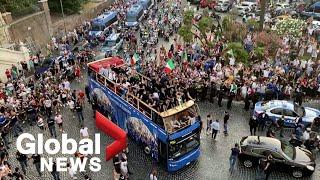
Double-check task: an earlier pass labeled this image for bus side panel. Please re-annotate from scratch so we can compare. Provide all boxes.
[88,78,167,161]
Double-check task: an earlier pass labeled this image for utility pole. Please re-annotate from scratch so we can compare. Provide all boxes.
[259,0,266,31]
[59,0,67,35]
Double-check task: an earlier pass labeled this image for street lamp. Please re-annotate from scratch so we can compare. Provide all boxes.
[59,0,67,35]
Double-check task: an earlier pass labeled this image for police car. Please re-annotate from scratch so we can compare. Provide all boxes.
[253,100,320,128]
[101,33,123,55]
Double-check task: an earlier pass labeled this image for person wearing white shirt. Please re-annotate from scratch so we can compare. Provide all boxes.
[211,119,220,140]
[149,169,158,180]
[120,157,128,177]
[80,126,89,139]
[302,128,311,141]
[63,80,71,91]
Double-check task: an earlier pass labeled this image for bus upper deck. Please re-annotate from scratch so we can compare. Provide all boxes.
[87,57,200,134]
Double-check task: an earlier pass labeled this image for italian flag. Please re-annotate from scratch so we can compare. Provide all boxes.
[131,53,139,65]
[164,59,175,74]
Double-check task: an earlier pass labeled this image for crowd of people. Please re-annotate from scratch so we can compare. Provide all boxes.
[0,8,96,179]
[0,0,320,179]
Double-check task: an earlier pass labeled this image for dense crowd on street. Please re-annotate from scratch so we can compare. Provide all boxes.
[0,0,319,179]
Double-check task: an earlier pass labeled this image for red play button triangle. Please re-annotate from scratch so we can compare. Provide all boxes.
[95,111,127,161]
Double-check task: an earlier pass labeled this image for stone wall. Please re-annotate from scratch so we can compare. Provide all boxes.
[9,11,50,48]
[52,0,115,36]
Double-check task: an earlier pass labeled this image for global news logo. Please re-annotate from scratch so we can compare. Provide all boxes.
[16,133,102,172]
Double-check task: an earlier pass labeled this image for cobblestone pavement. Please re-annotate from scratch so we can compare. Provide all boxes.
[6,72,320,180]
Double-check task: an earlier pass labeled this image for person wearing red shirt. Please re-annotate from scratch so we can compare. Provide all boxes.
[75,66,81,82]
[5,69,11,81]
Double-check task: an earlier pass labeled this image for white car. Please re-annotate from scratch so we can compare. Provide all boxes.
[236,5,250,16]
[312,20,320,30]
[275,3,290,11]
[215,2,231,12]
[241,1,257,11]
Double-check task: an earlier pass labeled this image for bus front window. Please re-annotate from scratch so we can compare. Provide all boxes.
[91,24,101,31]
[169,129,200,160]
[105,40,116,47]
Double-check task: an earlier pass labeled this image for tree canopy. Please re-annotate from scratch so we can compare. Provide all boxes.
[178,10,216,48]
[48,0,87,15]
[0,0,86,16]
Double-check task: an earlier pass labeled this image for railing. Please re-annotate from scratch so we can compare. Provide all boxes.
[92,69,164,128]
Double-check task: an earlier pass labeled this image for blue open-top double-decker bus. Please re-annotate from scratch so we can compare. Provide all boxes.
[87,57,201,172]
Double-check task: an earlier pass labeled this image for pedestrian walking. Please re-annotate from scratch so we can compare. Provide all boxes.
[229,143,240,172]
[47,117,57,138]
[44,97,52,117]
[257,154,272,180]
[223,111,230,135]
[243,94,250,111]
[249,117,258,135]
[68,98,76,118]
[31,154,42,176]
[150,168,158,180]
[67,163,77,179]
[54,112,64,132]
[51,162,61,180]
[257,113,269,131]
[85,85,91,102]
[75,102,84,125]
[16,151,28,175]
[80,125,89,139]
[37,115,45,130]
[206,114,213,135]
[277,116,285,137]
[9,111,23,137]
[211,119,220,140]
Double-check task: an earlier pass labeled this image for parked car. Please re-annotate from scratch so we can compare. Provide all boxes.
[253,100,320,128]
[215,2,231,12]
[275,3,290,11]
[187,0,200,4]
[236,1,256,12]
[239,136,316,178]
[236,5,249,16]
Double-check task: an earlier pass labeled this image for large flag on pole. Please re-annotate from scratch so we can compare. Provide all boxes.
[131,53,139,65]
[164,59,175,74]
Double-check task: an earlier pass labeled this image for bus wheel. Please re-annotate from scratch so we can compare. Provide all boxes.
[144,146,151,155]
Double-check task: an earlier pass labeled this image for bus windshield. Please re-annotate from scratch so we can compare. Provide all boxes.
[105,40,116,47]
[126,15,137,22]
[169,129,200,160]
[91,24,101,31]
[163,104,199,133]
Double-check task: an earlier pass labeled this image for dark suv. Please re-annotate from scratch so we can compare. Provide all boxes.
[238,136,316,178]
